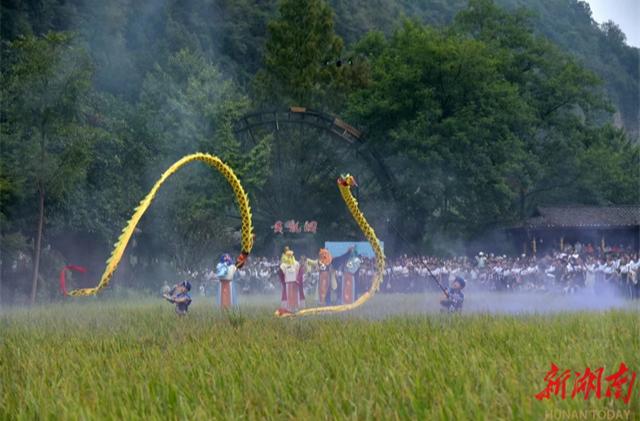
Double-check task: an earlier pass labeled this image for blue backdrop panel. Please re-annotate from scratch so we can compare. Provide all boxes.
[324,241,384,259]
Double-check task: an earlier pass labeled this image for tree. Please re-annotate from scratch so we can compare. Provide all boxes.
[135,50,271,269]
[1,32,97,304]
[599,20,627,52]
[347,18,527,244]
[251,0,346,109]
[454,0,619,218]
[346,6,637,251]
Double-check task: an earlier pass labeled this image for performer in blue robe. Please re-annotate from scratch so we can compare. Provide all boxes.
[332,245,361,304]
[216,253,238,308]
[440,276,465,313]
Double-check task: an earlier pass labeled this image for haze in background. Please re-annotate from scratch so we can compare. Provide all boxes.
[587,0,639,47]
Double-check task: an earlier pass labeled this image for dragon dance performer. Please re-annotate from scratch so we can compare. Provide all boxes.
[164,280,192,318]
[216,253,239,308]
[332,245,361,305]
[440,276,466,313]
[278,248,305,311]
[317,249,337,305]
[299,254,319,298]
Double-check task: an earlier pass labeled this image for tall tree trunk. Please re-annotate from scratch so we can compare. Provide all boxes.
[30,132,46,306]
[30,183,44,306]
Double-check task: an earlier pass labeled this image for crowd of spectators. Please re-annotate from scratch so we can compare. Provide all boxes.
[375,244,639,299]
[168,242,640,300]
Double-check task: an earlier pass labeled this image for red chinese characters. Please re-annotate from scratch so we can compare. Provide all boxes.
[536,363,572,400]
[271,220,318,234]
[285,220,301,233]
[605,363,636,405]
[537,363,635,403]
[304,221,317,233]
[571,367,603,400]
[271,221,283,234]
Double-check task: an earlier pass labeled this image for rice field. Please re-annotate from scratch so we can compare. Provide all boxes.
[1,293,639,420]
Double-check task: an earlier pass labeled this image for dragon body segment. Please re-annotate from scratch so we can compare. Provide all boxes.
[68,153,253,297]
[275,174,385,317]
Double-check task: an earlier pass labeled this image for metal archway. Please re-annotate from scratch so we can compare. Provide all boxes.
[233,107,397,202]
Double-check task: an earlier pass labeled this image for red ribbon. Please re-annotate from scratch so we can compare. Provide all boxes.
[236,251,249,269]
[60,266,87,296]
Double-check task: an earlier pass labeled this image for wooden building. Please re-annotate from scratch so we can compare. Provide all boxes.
[509,205,640,255]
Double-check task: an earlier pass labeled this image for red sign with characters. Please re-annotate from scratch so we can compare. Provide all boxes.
[536,363,635,404]
[271,220,317,234]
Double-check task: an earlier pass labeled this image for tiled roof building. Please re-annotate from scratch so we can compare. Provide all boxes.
[520,205,640,228]
[509,205,640,254]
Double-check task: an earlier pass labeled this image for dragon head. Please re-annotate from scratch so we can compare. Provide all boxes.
[275,308,296,318]
[236,251,249,269]
[337,174,358,187]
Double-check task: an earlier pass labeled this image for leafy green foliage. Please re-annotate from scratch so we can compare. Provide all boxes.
[346,8,638,249]
[1,31,100,299]
[134,50,271,272]
[1,31,97,216]
[1,0,636,138]
[252,0,346,109]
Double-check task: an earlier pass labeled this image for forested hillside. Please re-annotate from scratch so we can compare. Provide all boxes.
[3,0,637,137]
[1,0,638,303]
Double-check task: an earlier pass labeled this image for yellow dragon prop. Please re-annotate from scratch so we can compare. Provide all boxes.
[275,174,386,317]
[68,153,253,296]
